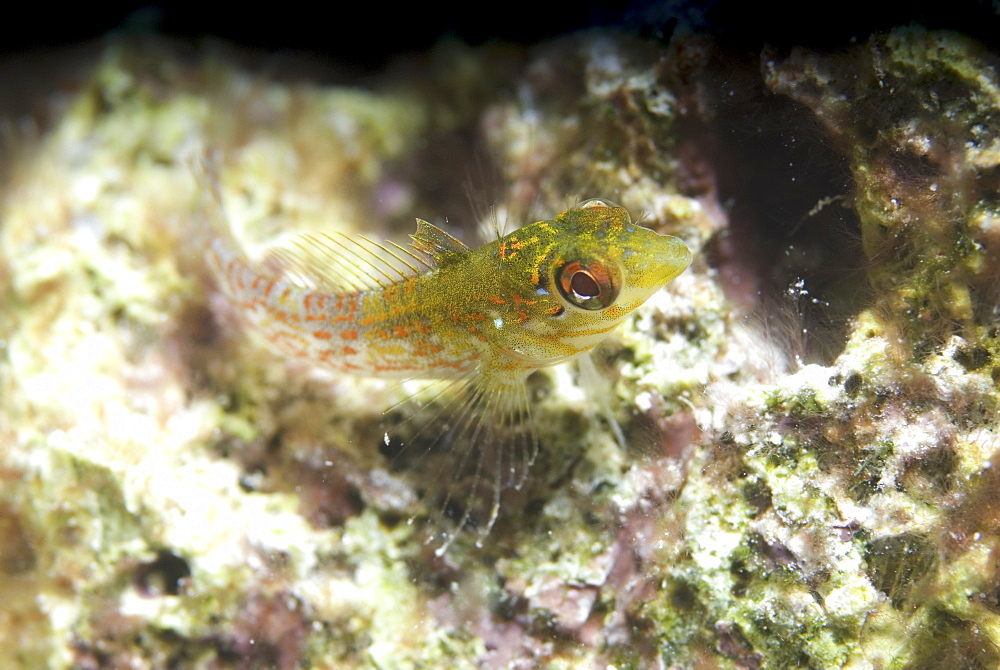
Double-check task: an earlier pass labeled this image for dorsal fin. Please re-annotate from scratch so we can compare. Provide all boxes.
[410,219,470,266]
[260,219,468,294]
[266,230,434,293]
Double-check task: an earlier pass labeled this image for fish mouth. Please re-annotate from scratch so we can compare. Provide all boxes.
[642,234,692,287]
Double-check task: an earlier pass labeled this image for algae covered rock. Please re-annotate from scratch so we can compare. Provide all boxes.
[1,25,1000,669]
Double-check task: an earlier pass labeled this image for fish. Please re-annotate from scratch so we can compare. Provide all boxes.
[206,190,692,552]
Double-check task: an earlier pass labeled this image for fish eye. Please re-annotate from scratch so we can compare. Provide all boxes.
[555,259,619,310]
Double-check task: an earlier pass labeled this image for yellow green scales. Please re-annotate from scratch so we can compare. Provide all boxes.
[209,199,692,551]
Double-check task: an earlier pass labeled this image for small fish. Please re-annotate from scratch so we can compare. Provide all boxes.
[207,192,691,551]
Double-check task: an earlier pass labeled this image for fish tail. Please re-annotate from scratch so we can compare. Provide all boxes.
[183,148,252,292]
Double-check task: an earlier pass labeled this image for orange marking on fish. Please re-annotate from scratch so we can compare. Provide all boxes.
[267,330,307,346]
[373,363,419,372]
[341,329,359,340]
[303,293,319,313]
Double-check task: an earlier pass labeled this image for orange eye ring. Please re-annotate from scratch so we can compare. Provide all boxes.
[555,259,619,310]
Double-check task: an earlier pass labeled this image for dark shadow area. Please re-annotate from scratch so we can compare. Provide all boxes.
[689,46,867,365]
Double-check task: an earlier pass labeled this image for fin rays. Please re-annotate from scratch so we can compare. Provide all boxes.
[266,217,472,293]
[269,231,429,293]
[267,216,470,294]
[385,376,540,554]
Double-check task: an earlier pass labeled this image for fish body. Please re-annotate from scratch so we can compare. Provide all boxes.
[211,200,691,385]
[208,198,691,549]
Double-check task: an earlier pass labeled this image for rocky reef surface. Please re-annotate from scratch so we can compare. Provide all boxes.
[1,26,999,669]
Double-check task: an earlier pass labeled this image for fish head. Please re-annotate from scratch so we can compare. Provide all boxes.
[489,199,692,369]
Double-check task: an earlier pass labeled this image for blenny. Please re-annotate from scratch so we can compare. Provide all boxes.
[208,194,691,551]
